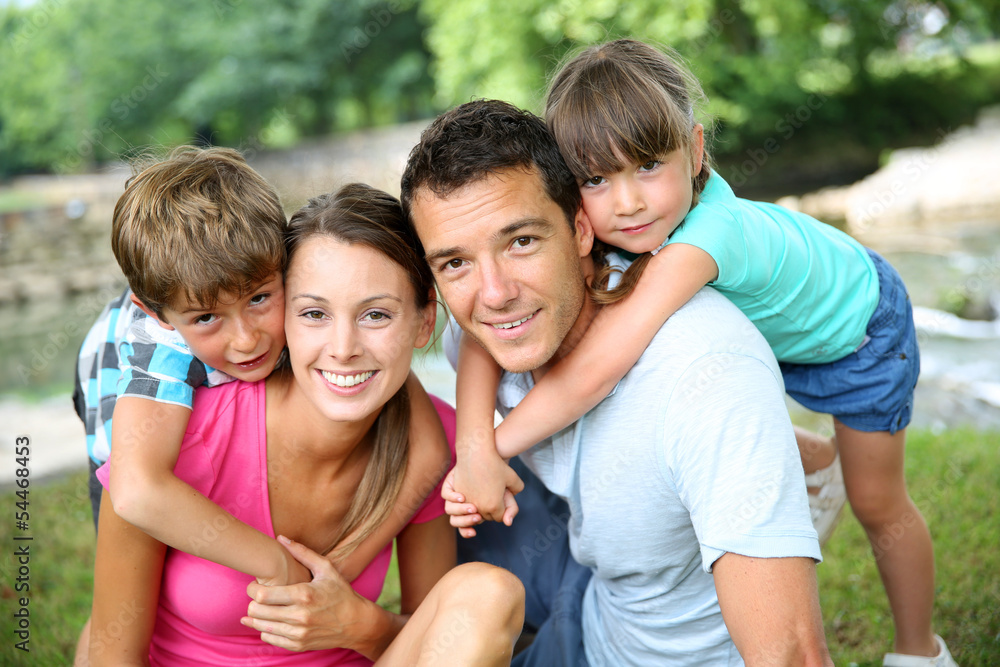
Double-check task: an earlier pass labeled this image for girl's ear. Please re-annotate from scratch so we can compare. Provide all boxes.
[129,293,175,331]
[574,207,595,259]
[414,288,437,349]
[691,124,705,175]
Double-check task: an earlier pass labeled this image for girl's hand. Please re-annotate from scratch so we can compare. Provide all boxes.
[442,467,519,539]
[452,427,524,525]
[242,536,372,653]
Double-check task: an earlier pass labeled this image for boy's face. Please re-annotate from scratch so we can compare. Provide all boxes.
[148,272,286,381]
[578,125,704,255]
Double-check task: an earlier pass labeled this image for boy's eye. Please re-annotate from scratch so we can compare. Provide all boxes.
[249,293,268,306]
[639,160,661,171]
[195,313,218,325]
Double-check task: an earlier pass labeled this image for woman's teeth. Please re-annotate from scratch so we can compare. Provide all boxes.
[492,314,532,330]
[321,370,375,387]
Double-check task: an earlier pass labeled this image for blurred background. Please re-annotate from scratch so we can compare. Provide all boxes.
[0,1,999,663]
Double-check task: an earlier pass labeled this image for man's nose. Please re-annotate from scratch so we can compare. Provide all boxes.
[478,259,518,311]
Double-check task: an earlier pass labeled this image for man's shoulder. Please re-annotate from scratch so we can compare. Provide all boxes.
[640,287,772,367]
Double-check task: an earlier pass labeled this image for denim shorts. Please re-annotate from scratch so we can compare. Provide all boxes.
[779,249,920,434]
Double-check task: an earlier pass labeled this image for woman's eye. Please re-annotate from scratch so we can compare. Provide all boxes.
[364,311,390,323]
[303,310,324,320]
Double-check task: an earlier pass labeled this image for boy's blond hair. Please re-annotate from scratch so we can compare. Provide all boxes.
[111,146,286,316]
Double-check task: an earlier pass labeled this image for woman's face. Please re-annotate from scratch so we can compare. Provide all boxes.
[284,236,435,424]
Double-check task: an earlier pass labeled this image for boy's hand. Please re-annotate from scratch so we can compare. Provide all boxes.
[453,427,524,524]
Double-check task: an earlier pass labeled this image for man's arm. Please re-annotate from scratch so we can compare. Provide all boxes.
[713,553,832,666]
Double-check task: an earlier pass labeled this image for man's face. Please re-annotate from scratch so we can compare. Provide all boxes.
[410,167,593,374]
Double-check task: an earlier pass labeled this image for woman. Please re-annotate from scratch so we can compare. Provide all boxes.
[90,184,525,666]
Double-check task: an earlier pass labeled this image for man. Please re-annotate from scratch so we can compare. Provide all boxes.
[399,99,832,666]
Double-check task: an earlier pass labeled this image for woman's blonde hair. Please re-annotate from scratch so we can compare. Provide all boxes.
[545,38,713,304]
[284,183,435,561]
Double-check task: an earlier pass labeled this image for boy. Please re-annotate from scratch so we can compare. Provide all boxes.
[75,146,449,586]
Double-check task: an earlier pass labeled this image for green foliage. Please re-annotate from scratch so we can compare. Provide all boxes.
[0,0,435,176]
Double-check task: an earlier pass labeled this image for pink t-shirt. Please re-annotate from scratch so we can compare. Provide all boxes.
[98,380,456,666]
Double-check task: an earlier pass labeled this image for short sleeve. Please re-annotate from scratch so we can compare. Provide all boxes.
[409,394,457,524]
[668,206,751,291]
[663,353,821,572]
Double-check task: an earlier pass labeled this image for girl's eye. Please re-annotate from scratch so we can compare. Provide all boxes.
[640,160,660,171]
[195,313,218,325]
[249,293,268,306]
[583,175,605,187]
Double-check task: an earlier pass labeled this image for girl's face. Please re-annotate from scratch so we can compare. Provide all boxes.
[578,125,704,255]
[283,236,435,424]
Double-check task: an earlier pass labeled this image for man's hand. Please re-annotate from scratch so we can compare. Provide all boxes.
[441,468,520,539]
[451,427,524,524]
[242,536,375,653]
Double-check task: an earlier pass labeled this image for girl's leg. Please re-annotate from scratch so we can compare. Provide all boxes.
[377,562,525,666]
[794,425,836,475]
[834,420,937,657]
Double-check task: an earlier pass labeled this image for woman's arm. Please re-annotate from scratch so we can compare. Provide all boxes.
[90,489,165,667]
[241,517,456,659]
[493,243,718,458]
[450,336,524,524]
[334,372,452,581]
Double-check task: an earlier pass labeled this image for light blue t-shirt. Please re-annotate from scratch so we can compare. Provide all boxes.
[666,172,879,363]
[496,274,821,665]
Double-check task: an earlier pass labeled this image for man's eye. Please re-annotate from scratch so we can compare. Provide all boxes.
[514,236,533,248]
[446,258,464,270]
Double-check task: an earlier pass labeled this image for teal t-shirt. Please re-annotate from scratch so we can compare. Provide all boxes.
[667,171,879,363]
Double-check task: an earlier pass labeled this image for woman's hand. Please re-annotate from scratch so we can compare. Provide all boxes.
[242,536,391,656]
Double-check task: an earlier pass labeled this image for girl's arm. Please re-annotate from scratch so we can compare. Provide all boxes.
[90,489,165,667]
[494,243,718,459]
[451,335,524,524]
[109,398,309,586]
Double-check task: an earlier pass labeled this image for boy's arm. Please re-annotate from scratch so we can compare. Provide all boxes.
[109,397,308,585]
[493,243,718,459]
[451,335,524,524]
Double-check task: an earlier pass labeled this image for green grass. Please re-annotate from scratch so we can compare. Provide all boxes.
[2,428,998,665]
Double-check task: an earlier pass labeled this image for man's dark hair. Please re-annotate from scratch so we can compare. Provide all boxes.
[400,99,581,233]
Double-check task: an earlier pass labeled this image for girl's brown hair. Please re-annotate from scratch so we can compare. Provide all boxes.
[545,38,713,304]
[284,183,435,561]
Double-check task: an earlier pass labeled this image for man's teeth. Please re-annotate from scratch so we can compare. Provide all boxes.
[321,370,375,387]
[492,314,532,330]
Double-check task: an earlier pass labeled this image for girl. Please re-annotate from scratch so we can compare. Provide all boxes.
[90,184,525,666]
[449,39,955,666]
